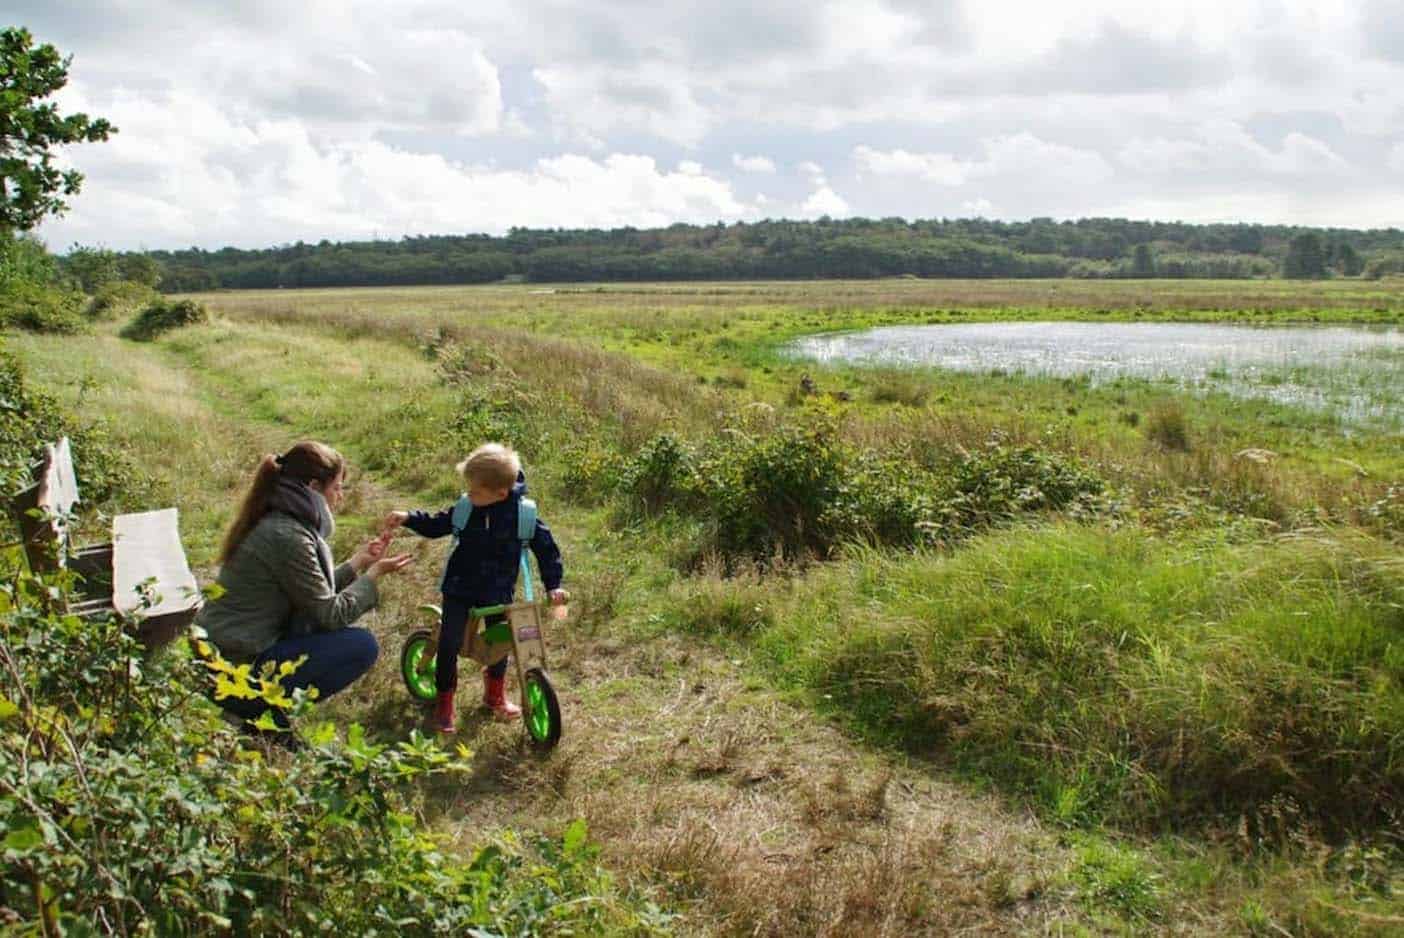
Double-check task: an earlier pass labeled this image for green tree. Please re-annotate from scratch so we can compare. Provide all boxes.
[1333,241,1363,277]
[1283,233,1327,279]
[62,242,119,292]
[118,252,163,287]
[0,27,114,232]
[1131,243,1155,277]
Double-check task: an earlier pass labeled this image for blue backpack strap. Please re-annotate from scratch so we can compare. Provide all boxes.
[450,495,473,538]
[517,498,537,602]
[440,495,473,592]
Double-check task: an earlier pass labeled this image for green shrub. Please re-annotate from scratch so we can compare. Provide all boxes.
[1145,403,1191,451]
[933,441,1106,537]
[556,440,625,505]
[0,282,85,333]
[120,298,208,341]
[0,571,673,936]
[0,234,57,290]
[620,432,699,515]
[0,347,135,504]
[707,416,850,563]
[86,279,159,320]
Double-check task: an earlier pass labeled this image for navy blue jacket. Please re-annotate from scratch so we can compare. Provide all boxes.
[404,478,563,605]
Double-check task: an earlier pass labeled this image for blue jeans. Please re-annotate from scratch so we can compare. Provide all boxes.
[219,628,380,724]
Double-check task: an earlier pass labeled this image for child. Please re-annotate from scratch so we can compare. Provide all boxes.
[383,443,565,733]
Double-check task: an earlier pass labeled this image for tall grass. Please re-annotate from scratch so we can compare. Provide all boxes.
[751,524,1403,833]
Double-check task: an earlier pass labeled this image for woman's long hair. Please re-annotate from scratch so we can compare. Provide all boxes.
[218,441,345,564]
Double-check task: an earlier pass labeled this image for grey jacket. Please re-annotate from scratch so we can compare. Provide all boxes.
[197,511,379,663]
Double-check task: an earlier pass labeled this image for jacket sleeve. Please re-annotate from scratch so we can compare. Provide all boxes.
[530,517,563,592]
[333,561,358,592]
[272,527,379,632]
[405,505,455,539]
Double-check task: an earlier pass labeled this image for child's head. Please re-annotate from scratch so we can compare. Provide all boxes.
[458,443,520,506]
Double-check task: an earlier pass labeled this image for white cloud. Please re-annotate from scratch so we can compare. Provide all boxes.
[38,88,755,249]
[854,146,966,185]
[732,153,778,173]
[961,198,994,216]
[1390,142,1404,172]
[855,134,1113,188]
[15,0,1404,243]
[1118,121,1351,175]
[532,64,714,147]
[799,186,850,218]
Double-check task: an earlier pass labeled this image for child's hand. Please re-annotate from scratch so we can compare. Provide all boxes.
[381,510,409,535]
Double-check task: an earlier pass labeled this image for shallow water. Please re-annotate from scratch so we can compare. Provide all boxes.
[790,322,1404,429]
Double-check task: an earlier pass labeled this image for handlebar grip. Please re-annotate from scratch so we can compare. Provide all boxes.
[469,603,508,618]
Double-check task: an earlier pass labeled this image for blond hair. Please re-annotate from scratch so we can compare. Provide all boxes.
[457,443,520,490]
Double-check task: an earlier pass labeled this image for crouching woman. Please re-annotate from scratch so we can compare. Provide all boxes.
[196,440,412,726]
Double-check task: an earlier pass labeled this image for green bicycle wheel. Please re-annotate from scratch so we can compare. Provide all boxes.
[400,629,438,701]
[522,668,562,749]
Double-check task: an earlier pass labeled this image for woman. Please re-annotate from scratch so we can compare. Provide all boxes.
[197,440,412,725]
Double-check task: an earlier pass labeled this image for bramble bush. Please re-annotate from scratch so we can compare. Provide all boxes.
[86,280,159,320]
[0,570,672,936]
[612,417,1107,565]
[120,298,208,342]
[0,281,86,334]
[0,346,134,506]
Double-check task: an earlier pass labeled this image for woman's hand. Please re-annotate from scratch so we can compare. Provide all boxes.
[366,553,414,581]
[548,588,570,605]
[381,510,409,536]
[350,530,393,573]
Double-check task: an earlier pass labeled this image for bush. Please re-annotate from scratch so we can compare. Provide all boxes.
[936,441,1107,535]
[0,234,57,290]
[120,298,208,341]
[620,432,699,515]
[0,571,672,936]
[1145,403,1191,451]
[86,279,159,320]
[0,347,144,531]
[0,282,85,333]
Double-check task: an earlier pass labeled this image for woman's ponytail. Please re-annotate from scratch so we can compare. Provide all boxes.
[218,454,283,565]
[217,442,345,566]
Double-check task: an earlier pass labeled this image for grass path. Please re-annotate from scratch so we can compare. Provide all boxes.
[20,323,1093,935]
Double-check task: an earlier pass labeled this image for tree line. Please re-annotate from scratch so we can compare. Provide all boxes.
[142,218,1404,292]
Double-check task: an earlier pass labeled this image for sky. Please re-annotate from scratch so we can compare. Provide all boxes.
[11,0,1404,250]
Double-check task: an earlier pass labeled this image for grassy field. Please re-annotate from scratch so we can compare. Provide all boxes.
[15,278,1404,935]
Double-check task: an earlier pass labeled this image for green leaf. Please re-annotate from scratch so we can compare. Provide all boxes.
[562,818,588,857]
[4,822,44,852]
[0,694,18,721]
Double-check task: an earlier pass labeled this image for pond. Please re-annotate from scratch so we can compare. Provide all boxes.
[789,322,1404,429]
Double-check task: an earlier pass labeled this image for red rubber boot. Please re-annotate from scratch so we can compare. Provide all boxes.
[482,670,521,722]
[432,690,456,734]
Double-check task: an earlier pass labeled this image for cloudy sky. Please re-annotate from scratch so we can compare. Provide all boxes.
[13,0,1404,250]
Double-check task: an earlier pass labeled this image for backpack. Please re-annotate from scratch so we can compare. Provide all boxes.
[441,495,539,601]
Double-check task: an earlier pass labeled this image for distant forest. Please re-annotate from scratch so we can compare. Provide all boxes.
[145,217,1404,292]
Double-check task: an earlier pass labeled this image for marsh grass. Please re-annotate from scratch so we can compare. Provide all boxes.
[751,525,1404,834]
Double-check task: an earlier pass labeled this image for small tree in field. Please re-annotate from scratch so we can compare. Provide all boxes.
[1131,243,1155,277]
[1282,233,1327,279]
[0,26,115,233]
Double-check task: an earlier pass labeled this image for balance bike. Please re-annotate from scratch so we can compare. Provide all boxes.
[399,599,564,749]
